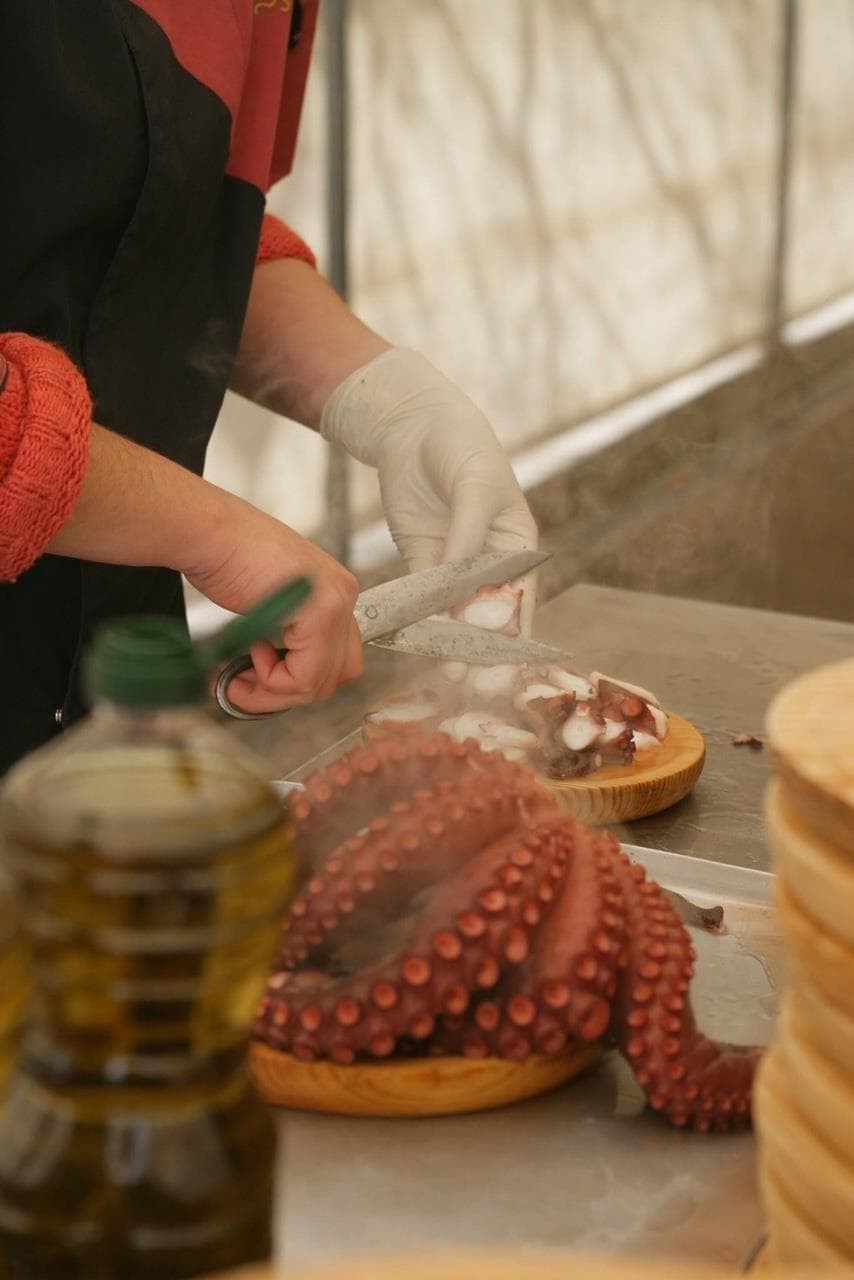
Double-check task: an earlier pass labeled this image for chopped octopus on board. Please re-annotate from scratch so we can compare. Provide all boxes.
[370,664,669,780]
[451,582,523,636]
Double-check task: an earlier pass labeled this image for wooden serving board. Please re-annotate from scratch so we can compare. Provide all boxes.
[249,1039,602,1117]
[361,713,705,827]
[544,712,706,825]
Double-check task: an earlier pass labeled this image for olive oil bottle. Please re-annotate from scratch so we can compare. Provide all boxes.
[0,583,309,1278]
[0,864,29,1094]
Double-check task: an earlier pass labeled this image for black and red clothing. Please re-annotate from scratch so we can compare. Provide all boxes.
[0,0,318,771]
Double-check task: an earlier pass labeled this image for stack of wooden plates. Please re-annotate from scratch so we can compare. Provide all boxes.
[756,657,854,1268]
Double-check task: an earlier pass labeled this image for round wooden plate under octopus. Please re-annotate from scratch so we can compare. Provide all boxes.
[544,712,706,825]
[250,1036,602,1117]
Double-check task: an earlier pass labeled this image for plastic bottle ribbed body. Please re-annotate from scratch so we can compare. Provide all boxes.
[0,703,297,1278]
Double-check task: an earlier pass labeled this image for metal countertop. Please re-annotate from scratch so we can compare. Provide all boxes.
[271,585,854,1271]
[532,585,854,871]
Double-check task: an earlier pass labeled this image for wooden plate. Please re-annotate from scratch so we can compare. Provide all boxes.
[775,878,854,1019]
[742,1240,773,1274]
[362,712,705,826]
[249,1038,602,1117]
[778,1000,854,1158]
[789,978,854,1084]
[766,780,854,948]
[543,713,706,825]
[755,1045,854,1259]
[766,656,854,853]
[759,1160,854,1270]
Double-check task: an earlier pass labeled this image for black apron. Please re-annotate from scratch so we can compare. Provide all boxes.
[0,2,264,773]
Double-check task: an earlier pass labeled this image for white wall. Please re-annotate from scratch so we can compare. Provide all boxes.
[205,1,848,547]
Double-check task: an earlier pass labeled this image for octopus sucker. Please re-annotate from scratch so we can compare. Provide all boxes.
[277,776,552,969]
[437,819,624,1058]
[258,800,560,1061]
[257,734,758,1130]
[293,735,492,863]
[606,833,760,1129]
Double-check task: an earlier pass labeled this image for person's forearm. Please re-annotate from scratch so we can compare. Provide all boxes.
[43,425,365,714]
[230,258,390,428]
[46,423,234,571]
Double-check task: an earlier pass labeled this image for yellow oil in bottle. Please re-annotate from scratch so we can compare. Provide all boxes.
[0,710,297,1278]
[0,866,30,1095]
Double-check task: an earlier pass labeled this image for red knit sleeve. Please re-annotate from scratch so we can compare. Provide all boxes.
[0,334,92,582]
[256,212,317,269]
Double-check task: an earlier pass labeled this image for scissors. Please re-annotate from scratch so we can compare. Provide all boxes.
[214,548,576,721]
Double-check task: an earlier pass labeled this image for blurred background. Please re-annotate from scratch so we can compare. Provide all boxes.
[202,0,854,627]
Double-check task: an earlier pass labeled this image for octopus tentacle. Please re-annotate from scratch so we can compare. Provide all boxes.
[256,826,560,1062]
[434,820,625,1061]
[279,774,556,968]
[525,824,625,1051]
[606,834,759,1131]
[257,733,760,1132]
[290,734,539,863]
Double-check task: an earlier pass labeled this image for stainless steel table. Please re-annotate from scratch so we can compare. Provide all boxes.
[271,585,854,1271]
[533,585,854,870]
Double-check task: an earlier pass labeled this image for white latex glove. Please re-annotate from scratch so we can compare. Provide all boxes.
[320,347,538,631]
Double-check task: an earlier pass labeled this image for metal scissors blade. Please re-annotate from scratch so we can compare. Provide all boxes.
[371,617,573,667]
[352,548,547,641]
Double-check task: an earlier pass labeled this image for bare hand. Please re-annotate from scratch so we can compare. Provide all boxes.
[183,496,363,713]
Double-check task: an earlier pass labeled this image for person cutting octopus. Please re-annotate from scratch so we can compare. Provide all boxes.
[0,1,536,774]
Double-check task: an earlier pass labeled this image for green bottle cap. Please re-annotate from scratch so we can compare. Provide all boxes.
[84,578,312,708]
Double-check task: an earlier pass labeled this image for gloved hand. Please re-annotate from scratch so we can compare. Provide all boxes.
[320,347,538,630]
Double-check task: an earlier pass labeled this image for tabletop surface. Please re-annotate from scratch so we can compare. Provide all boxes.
[271,585,854,1272]
[532,584,854,870]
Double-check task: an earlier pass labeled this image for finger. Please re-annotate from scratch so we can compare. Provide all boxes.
[396,535,444,575]
[214,641,314,715]
[310,619,363,701]
[444,502,538,563]
[232,638,320,708]
[442,465,538,560]
[238,635,331,701]
[342,617,365,682]
[479,526,536,553]
[247,639,285,683]
[222,673,315,714]
[491,502,539,550]
[278,647,337,699]
[282,619,350,694]
[440,483,503,565]
[282,601,362,699]
[405,552,440,574]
